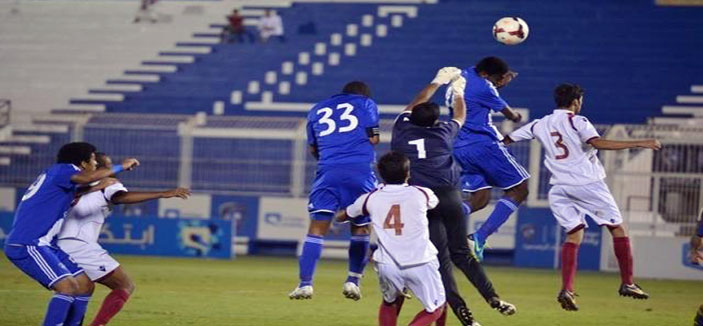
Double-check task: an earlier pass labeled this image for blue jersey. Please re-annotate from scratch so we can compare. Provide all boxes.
[391,112,462,188]
[6,164,81,245]
[451,67,509,148]
[306,93,379,166]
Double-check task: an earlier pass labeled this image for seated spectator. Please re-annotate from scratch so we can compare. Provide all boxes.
[257,9,285,43]
[134,0,157,23]
[221,9,254,43]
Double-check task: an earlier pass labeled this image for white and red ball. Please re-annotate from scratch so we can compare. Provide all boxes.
[493,17,529,45]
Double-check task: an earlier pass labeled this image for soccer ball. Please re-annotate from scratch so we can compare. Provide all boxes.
[493,17,529,45]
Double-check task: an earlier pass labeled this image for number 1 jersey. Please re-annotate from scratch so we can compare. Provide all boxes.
[6,164,81,246]
[306,93,379,166]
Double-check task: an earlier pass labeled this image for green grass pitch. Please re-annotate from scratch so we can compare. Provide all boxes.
[1,254,701,325]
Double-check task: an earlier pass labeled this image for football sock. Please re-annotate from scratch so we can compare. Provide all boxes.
[43,294,73,326]
[91,289,131,326]
[435,304,448,326]
[409,304,446,326]
[65,295,91,326]
[475,197,519,245]
[347,234,370,285]
[561,242,579,292]
[613,237,634,285]
[379,297,404,326]
[298,234,324,287]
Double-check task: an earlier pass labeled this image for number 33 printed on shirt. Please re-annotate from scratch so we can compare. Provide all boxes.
[317,103,358,136]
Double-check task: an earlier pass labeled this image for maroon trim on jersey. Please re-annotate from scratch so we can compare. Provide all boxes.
[362,188,380,216]
[411,186,430,206]
[530,121,538,135]
[567,224,586,234]
[586,136,600,145]
[567,113,578,132]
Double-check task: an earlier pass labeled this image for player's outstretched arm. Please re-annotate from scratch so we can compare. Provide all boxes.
[450,77,467,125]
[588,138,661,151]
[75,177,119,196]
[403,67,461,112]
[111,187,191,205]
[71,158,140,184]
[500,107,522,123]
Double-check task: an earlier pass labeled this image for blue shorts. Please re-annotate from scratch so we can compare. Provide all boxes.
[4,244,84,289]
[454,141,530,192]
[309,163,377,225]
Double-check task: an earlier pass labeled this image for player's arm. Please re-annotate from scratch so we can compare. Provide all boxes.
[500,107,522,123]
[306,119,320,160]
[75,178,119,197]
[503,119,539,145]
[364,99,381,145]
[448,77,467,126]
[588,138,661,151]
[404,67,461,113]
[337,194,368,222]
[111,187,191,205]
[70,158,139,184]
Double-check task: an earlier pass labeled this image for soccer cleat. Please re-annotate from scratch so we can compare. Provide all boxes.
[455,305,482,326]
[342,282,362,301]
[467,234,486,261]
[489,297,517,316]
[289,285,313,300]
[694,304,703,326]
[618,283,649,300]
[557,289,579,311]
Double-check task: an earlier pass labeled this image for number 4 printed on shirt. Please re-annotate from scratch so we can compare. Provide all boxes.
[384,204,404,235]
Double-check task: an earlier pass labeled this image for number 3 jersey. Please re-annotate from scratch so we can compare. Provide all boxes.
[508,109,605,186]
[306,93,379,166]
[346,184,439,268]
[6,164,81,246]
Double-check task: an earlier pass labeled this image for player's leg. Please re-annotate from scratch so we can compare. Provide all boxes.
[92,266,135,326]
[405,260,467,326]
[607,224,648,299]
[55,247,94,326]
[291,217,333,298]
[344,222,370,300]
[376,262,406,326]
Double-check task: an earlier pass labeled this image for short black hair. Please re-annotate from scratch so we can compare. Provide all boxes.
[377,151,409,185]
[95,152,110,169]
[554,83,585,108]
[342,81,371,97]
[56,142,97,166]
[475,56,510,77]
[409,102,440,127]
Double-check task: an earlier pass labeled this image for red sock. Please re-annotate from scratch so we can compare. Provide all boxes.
[435,305,447,326]
[613,237,634,285]
[561,242,579,292]
[408,304,445,326]
[379,297,404,326]
[91,289,130,326]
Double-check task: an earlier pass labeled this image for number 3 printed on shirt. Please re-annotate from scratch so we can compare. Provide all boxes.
[550,131,570,160]
[317,103,359,136]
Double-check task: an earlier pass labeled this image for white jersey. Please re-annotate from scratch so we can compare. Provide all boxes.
[57,182,127,244]
[346,184,438,268]
[509,109,605,186]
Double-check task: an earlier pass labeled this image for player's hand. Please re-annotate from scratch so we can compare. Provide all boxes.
[511,112,523,123]
[431,67,462,85]
[689,248,703,265]
[163,188,191,199]
[640,140,662,150]
[450,76,466,97]
[122,158,140,171]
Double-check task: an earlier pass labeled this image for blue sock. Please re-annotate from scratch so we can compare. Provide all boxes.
[65,295,91,326]
[475,197,519,245]
[43,294,73,326]
[299,234,324,287]
[347,234,370,285]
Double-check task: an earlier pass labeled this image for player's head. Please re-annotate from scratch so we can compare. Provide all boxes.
[554,83,585,114]
[377,151,410,185]
[95,152,114,169]
[56,142,98,171]
[476,56,516,89]
[409,102,440,127]
[342,81,371,98]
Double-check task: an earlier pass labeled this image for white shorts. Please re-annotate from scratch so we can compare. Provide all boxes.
[548,180,623,233]
[56,239,120,281]
[375,258,445,312]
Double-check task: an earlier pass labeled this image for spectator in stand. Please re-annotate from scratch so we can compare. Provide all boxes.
[221,9,254,43]
[134,0,157,23]
[257,9,285,43]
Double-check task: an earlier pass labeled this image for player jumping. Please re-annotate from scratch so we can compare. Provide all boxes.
[392,67,514,325]
[503,83,659,311]
[289,81,380,300]
[56,152,190,326]
[338,151,449,326]
[447,56,528,261]
[3,142,138,326]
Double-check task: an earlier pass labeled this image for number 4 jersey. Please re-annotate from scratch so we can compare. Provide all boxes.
[306,93,379,166]
[6,164,81,246]
[507,109,605,186]
[346,184,439,268]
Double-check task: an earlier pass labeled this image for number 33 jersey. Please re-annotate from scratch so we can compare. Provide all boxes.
[346,184,439,268]
[508,109,605,186]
